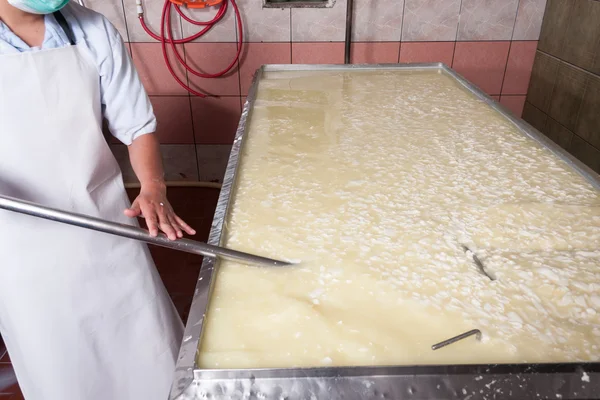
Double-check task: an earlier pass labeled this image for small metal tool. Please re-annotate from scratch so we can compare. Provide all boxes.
[432,329,482,350]
[0,195,292,268]
[461,244,495,281]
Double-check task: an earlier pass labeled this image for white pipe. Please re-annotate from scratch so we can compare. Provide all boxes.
[136,0,143,16]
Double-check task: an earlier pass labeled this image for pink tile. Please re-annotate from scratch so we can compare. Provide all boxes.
[350,42,400,64]
[184,43,241,96]
[131,43,188,96]
[239,43,291,96]
[292,43,345,64]
[399,42,455,66]
[452,41,511,95]
[491,95,501,101]
[502,41,538,95]
[500,95,526,117]
[191,96,242,144]
[150,96,194,144]
[109,95,195,145]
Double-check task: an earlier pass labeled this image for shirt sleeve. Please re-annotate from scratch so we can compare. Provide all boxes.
[100,27,156,145]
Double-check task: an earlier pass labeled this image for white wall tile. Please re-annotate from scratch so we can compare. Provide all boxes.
[402,0,461,41]
[513,0,548,40]
[196,145,232,183]
[85,0,129,41]
[124,0,183,42]
[351,0,403,42]
[238,0,291,42]
[292,0,348,42]
[180,2,238,42]
[457,0,520,41]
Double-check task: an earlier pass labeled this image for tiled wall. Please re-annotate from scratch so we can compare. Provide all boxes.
[95,0,548,183]
[522,0,600,174]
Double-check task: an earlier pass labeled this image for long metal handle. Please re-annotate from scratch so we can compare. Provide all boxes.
[0,195,292,268]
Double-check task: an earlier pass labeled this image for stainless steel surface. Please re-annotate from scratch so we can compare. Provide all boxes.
[460,244,495,281]
[432,329,482,351]
[169,63,600,400]
[176,364,600,399]
[0,195,292,268]
[344,0,353,64]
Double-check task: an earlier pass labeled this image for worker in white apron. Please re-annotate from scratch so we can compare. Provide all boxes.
[0,1,195,399]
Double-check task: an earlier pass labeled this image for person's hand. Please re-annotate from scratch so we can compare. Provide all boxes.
[124,183,196,240]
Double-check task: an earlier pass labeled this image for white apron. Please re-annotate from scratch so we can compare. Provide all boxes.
[0,13,183,400]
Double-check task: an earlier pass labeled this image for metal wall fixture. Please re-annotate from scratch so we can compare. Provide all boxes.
[263,0,334,8]
[261,0,352,61]
[344,0,353,64]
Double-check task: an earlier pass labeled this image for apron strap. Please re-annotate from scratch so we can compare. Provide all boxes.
[53,11,76,46]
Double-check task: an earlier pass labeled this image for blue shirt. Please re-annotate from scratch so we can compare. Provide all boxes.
[0,3,156,145]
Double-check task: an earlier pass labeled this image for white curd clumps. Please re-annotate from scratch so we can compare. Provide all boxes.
[198,70,600,369]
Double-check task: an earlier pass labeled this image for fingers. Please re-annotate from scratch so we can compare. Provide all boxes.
[157,206,178,241]
[167,214,183,239]
[123,201,142,218]
[128,194,195,240]
[142,203,160,238]
[175,215,196,235]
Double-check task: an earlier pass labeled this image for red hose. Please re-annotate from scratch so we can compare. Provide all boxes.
[138,0,243,97]
[175,3,226,26]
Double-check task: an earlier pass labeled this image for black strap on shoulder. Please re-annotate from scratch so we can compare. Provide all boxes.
[53,11,76,46]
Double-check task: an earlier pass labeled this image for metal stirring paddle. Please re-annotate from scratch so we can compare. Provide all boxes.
[0,195,292,268]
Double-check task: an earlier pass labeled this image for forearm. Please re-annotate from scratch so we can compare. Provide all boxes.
[124,133,195,239]
[127,133,165,191]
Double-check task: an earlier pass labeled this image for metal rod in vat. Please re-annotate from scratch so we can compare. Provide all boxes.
[0,194,292,268]
[432,329,482,350]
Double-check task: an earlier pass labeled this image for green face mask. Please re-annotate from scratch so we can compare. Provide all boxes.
[8,0,70,15]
